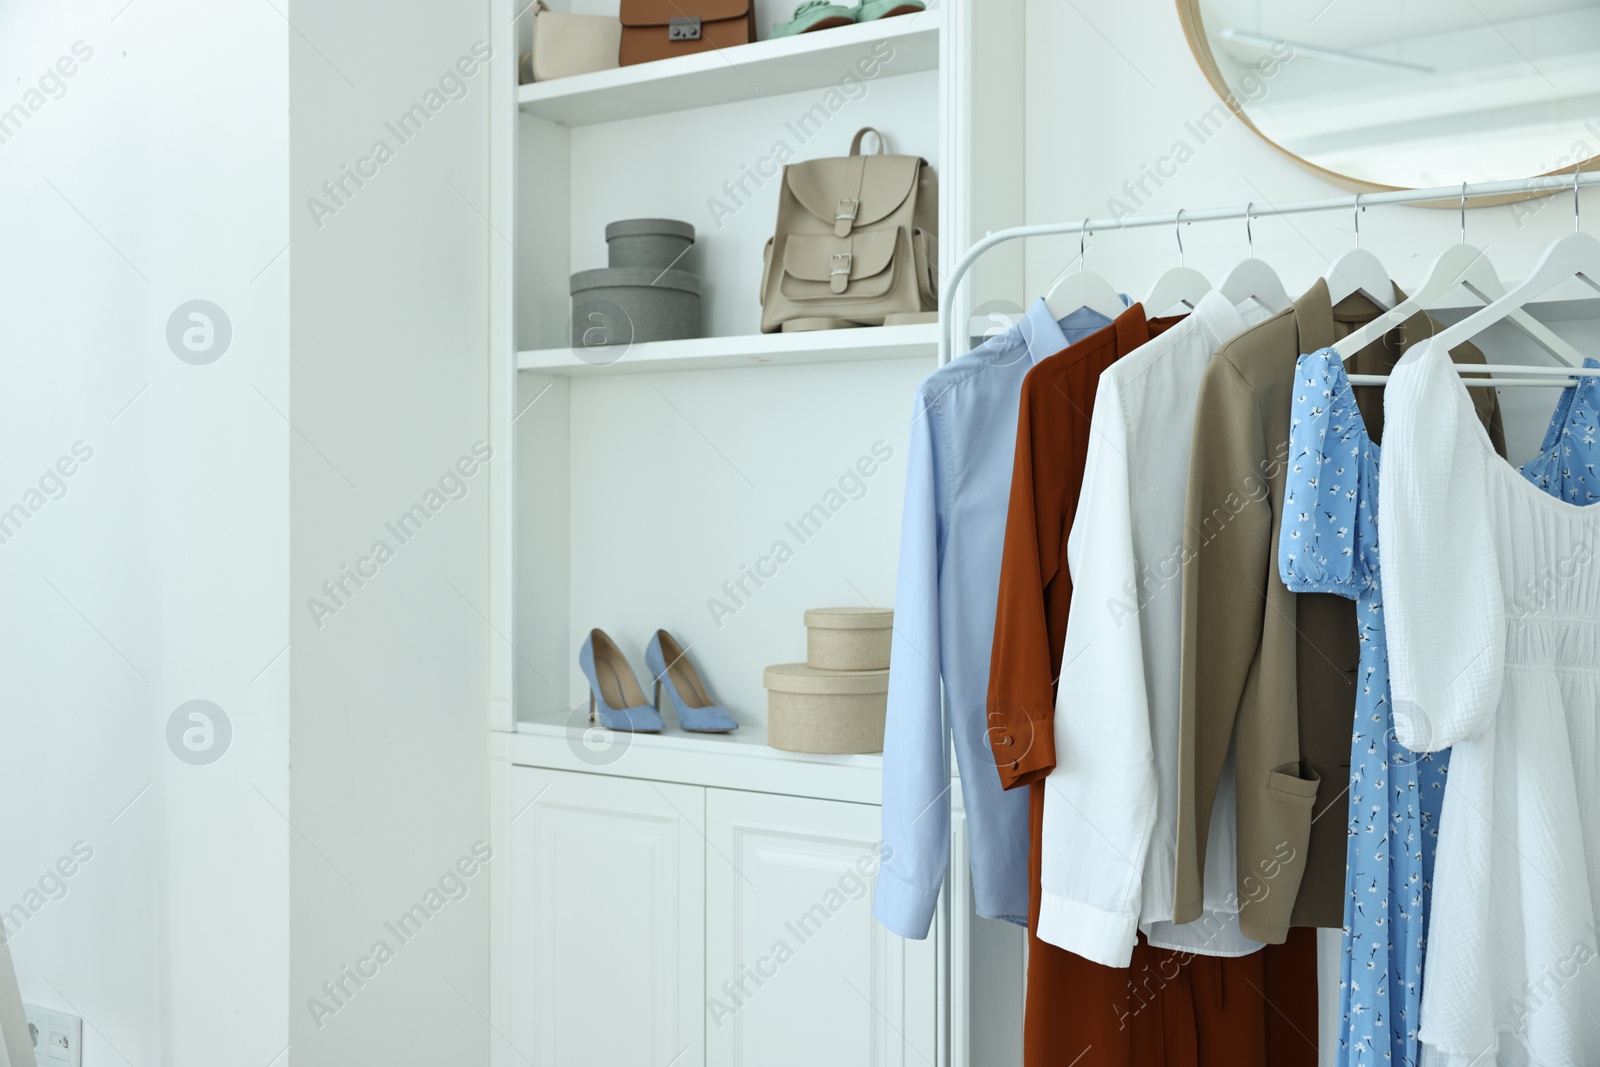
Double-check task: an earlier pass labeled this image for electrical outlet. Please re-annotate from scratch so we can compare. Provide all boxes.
[23,1005,81,1067]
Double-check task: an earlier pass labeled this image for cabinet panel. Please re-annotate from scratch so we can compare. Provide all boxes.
[704,789,935,1067]
[508,767,705,1067]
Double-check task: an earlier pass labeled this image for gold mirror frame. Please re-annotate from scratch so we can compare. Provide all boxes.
[1175,0,1596,208]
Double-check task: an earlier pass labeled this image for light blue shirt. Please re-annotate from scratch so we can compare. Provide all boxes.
[875,299,1118,939]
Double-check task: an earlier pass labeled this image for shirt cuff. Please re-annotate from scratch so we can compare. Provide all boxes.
[993,716,1057,790]
[872,865,938,940]
[1036,892,1139,968]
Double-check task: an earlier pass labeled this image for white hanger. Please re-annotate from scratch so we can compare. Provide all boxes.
[1143,209,1213,315]
[1044,219,1128,321]
[1333,184,1586,365]
[1324,194,1396,309]
[1351,171,1600,389]
[1218,204,1291,313]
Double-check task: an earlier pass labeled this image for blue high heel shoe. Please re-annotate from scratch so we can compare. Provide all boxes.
[579,629,664,733]
[646,629,738,733]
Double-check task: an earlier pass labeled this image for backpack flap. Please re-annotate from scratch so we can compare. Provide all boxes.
[780,231,900,301]
[781,155,922,238]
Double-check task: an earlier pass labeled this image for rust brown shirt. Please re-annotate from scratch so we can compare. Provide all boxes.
[986,303,1320,1067]
[988,306,1184,783]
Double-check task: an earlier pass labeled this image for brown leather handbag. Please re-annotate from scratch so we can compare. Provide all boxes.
[618,0,755,66]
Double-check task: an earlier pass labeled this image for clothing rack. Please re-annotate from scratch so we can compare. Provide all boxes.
[938,171,1600,366]
[926,169,1600,1067]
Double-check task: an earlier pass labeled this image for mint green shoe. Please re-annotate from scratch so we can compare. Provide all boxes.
[855,0,925,20]
[770,0,855,37]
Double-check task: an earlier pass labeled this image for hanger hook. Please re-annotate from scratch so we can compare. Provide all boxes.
[1460,182,1468,245]
[1576,166,1583,235]
[1080,218,1091,268]
[1175,207,1186,266]
[1245,202,1254,259]
[1353,193,1362,250]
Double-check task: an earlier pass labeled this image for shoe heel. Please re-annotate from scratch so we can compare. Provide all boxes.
[647,629,738,734]
[579,628,665,734]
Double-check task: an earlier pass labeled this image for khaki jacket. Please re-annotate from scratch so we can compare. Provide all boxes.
[1174,279,1504,942]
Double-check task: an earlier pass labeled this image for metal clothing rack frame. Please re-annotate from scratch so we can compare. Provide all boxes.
[938,171,1600,365]
[926,169,1600,1067]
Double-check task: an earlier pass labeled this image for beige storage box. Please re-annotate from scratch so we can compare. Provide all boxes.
[803,607,894,671]
[763,663,888,755]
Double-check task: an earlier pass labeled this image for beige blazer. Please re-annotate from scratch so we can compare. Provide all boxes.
[1173,279,1505,943]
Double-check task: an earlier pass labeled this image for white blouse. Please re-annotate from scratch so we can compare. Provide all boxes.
[1381,341,1600,1067]
[1037,291,1269,966]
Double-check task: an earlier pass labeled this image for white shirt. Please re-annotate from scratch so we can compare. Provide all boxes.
[1383,341,1600,1067]
[1037,290,1269,966]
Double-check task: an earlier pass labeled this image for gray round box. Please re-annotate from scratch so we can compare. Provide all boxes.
[570,267,700,347]
[605,218,695,270]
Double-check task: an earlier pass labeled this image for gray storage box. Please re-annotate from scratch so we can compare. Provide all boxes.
[605,219,695,270]
[570,267,700,346]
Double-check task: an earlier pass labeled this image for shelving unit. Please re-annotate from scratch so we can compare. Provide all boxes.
[516,321,939,374]
[498,3,982,730]
[484,0,1035,734]
[517,11,942,126]
[486,6,1030,1064]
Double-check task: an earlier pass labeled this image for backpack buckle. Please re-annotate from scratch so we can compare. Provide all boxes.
[835,198,859,236]
[830,252,853,293]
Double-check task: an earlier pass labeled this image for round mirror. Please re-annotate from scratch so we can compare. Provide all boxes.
[1178,0,1600,191]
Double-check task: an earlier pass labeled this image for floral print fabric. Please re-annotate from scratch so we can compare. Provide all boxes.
[1279,348,1597,1067]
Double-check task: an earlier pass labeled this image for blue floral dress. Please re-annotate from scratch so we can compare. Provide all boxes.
[1522,357,1600,505]
[1278,349,1600,1067]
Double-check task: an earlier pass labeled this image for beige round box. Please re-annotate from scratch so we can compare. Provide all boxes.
[763,662,888,754]
[803,607,894,671]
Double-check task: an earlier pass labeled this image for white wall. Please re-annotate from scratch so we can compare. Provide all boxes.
[0,2,289,1064]
[287,0,492,1064]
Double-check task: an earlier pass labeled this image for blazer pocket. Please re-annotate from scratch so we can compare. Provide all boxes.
[1266,764,1322,804]
[1238,762,1322,943]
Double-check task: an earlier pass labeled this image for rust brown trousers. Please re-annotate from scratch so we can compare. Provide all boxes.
[987,305,1320,1067]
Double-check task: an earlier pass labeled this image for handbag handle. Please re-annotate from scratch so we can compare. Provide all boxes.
[849,127,888,156]
[529,0,548,16]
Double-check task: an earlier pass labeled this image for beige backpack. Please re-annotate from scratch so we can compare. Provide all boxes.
[760,127,938,333]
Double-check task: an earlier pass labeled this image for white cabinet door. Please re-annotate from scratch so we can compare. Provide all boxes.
[508,767,705,1067]
[704,789,936,1067]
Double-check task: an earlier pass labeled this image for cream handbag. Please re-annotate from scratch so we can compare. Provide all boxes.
[529,1,621,82]
[760,127,938,333]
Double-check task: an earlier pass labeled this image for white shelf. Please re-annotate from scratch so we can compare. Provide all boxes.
[516,321,939,375]
[516,11,941,127]
[499,709,925,806]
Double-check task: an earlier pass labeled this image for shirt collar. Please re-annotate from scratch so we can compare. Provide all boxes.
[1114,301,1155,355]
[1017,297,1127,365]
[1294,276,1416,355]
[1189,288,1247,344]
[1016,298,1072,365]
